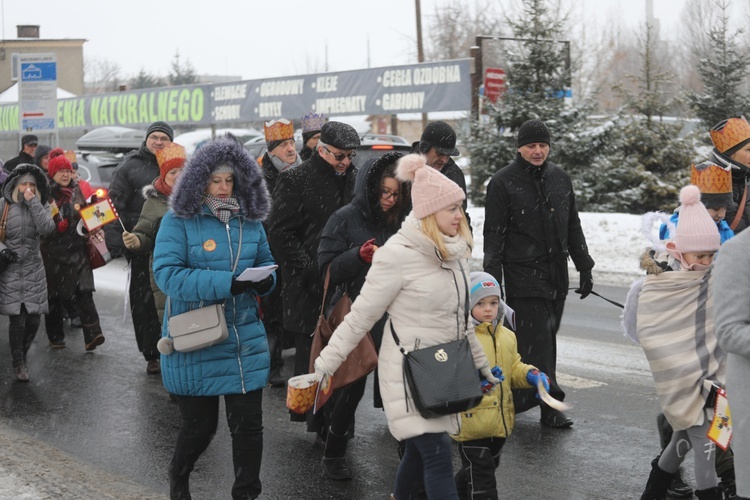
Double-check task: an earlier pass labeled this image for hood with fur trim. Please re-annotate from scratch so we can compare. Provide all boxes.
[169,137,270,221]
[2,163,50,204]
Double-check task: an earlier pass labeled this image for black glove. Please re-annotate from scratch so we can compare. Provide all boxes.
[0,248,17,274]
[230,278,254,296]
[230,275,274,296]
[575,270,593,299]
[249,275,274,295]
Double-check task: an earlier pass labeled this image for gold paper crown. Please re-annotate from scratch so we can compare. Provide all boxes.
[156,143,187,170]
[264,119,294,142]
[710,116,750,154]
[64,150,77,164]
[690,162,732,194]
[301,113,327,133]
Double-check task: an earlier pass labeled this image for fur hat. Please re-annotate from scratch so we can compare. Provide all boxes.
[420,121,459,156]
[710,117,750,157]
[146,121,174,141]
[170,137,270,221]
[47,148,73,178]
[396,154,465,219]
[669,185,720,254]
[470,272,502,311]
[320,121,360,150]
[156,143,187,181]
[517,119,551,148]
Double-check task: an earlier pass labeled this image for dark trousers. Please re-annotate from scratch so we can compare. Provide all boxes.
[8,304,40,366]
[394,432,458,500]
[171,390,263,500]
[455,437,506,500]
[128,253,161,361]
[261,283,286,372]
[507,296,566,414]
[46,290,102,344]
[325,376,367,458]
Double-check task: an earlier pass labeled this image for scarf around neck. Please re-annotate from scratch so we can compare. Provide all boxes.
[203,194,240,223]
[154,177,172,197]
[270,153,302,173]
[404,213,470,261]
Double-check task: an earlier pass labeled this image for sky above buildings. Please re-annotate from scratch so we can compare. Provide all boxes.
[0,0,709,82]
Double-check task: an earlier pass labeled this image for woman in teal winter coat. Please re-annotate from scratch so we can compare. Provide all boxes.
[153,136,276,500]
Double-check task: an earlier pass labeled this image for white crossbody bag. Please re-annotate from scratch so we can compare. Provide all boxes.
[166,225,242,353]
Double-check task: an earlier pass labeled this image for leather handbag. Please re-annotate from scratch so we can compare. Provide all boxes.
[85,228,112,270]
[390,260,483,419]
[165,223,242,353]
[0,200,9,243]
[309,266,378,391]
[168,302,228,352]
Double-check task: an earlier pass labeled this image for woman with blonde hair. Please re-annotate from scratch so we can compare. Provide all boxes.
[313,154,500,499]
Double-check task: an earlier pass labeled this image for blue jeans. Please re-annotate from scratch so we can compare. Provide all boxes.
[394,432,458,500]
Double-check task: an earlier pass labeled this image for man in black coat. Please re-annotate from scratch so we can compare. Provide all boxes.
[3,134,38,174]
[483,119,594,428]
[107,120,173,375]
[411,121,470,225]
[260,118,302,387]
[267,121,359,393]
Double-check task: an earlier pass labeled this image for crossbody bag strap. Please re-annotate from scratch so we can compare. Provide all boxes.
[319,266,331,317]
[166,219,244,324]
[0,200,9,243]
[730,183,748,231]
[457,259,470,336]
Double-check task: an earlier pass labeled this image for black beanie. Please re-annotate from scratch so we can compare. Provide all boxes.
[146,121,174,141]
[266,139,286,152]
[517,120,551,148]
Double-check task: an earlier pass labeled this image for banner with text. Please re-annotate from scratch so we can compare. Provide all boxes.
[0,59,470,134]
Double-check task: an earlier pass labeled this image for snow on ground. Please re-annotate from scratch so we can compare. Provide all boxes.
[467,205,646,287]
[94,209,648,294]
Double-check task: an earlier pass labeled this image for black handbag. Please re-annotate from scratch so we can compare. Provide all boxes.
[390,260,483,419]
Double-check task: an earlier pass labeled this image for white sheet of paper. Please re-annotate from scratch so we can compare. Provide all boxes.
[236,265,278,282]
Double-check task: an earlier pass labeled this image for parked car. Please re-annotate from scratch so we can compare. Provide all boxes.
[243,133,412,165]
[75,151,122,196]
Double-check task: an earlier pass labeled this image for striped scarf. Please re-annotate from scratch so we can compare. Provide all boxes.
[203,195,240,223]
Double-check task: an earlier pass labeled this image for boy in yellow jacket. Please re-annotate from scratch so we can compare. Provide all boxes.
[452,272,549,499]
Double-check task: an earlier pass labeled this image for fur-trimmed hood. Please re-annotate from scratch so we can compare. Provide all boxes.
[169,137,270,221]
[142,182,166,202]
[2,163,50,203]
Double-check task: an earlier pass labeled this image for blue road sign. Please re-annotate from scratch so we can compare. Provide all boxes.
[20,62,57,82]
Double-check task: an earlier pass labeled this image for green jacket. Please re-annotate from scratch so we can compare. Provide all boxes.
[131,183,168,322]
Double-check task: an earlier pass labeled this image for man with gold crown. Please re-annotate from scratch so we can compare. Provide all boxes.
[709,116,750,233]
[259,118,299,387]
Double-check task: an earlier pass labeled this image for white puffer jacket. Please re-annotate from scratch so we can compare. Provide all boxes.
[319,218,488,440]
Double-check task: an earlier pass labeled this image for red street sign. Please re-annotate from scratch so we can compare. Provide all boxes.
[484,68,506,103]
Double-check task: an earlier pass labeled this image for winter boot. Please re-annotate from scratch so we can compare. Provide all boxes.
[268,366,286,387]
[716,447,736,499]
[694,486,725,500]
[169,459,191,500]
[640,459,675,500]
[322,430,352,481]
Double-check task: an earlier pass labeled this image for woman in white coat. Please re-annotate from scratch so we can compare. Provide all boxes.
[314,154,500,500]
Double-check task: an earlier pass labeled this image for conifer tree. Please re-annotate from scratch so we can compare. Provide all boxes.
[687,0,750,129]
[464,0,601,206]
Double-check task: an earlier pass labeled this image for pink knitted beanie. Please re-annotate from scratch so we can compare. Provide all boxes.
[672,185,720,253]
[395,154,465,219]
